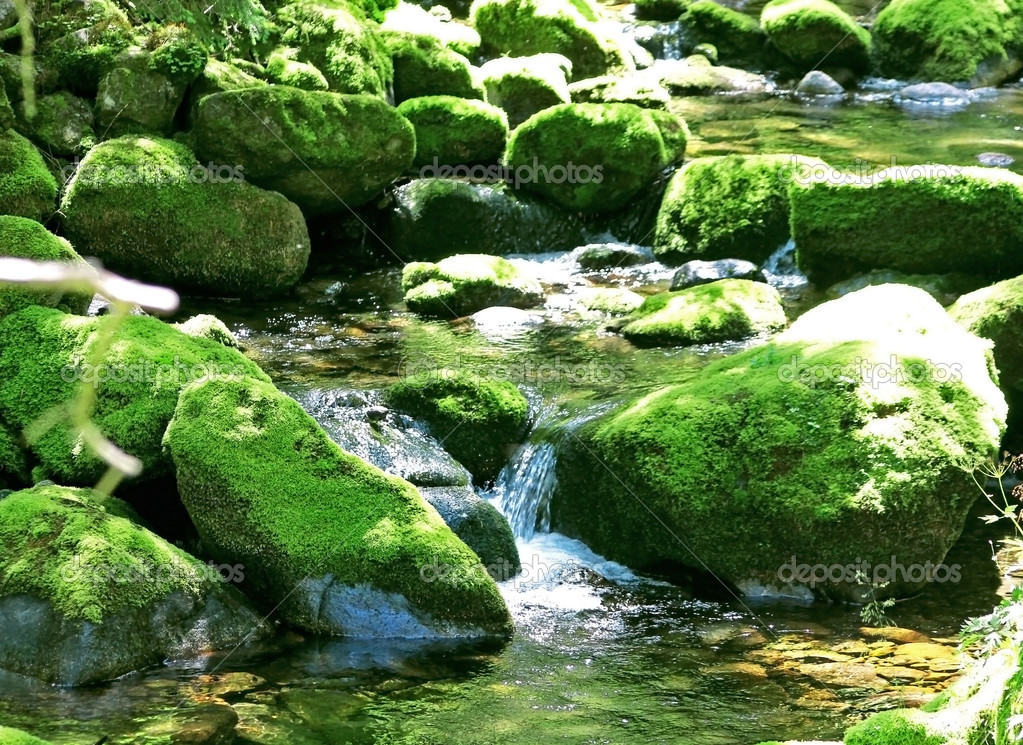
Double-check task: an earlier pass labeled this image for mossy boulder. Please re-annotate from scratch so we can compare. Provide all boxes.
[553,285,1006,600]
[634,0,691,21]
[760,0,871,73]
[578,287,646,314]
[680,0,769,68]
[94,46,196,138]
[657,54,770,95]
[13,91,95,158]
[504,102,686,213]
[873,0,1023,86]
[0,419,28,490]
[39,0,135,96]
[0,84,11,130]
[397,96,508,167]
[419,486,521,578]
[185,59,266,126]
[619,279,786,347]
[0,305,270,485]
[0,484,270,685]
[480,54,572,128]
[654,153,828,265]
[265,47,330,90]
[0,216,92,322]
[387,369,530,483]
[402,253,545,317]
[471,0,628,78]
[164,375,513,637]
[0,728,51,745]
[790,165,1023,287]
[192,87,416,216]
[0,129,58,222]
[950,275,1023,395]
[568,74,671,110]
[383,31,485,103]
[60,136,311,296]
[382,3,482,57]
[276,0,393,96]
[388,178,586,261]
[0,52,59,105]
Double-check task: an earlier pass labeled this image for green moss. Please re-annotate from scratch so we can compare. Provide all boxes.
[554,285,1005,594]
[0,130,58,223]
[185,58,266,126]
[844,711,943,745]
[164,375,513,633]
[569,74,672,110]
[790,165,1023,287]
[61,135,311,295]
[0,485,220,624]
[387,369,530,482]
[381,3,482,58]
[577,287,645,314]
[680,0,768,67]
[480,54,572,128]
[145,24,209,83]
[634,0,691,21]
[402,254,544,317]
[874,0,1022,84]
[471,0,627,78]
[193,87,415,215]
[620,279,786,346]
[504,102,681,213]
[37,0,135,96]
[276,0,393,96]
[398,96,508,167]
[14,91,96,158]
[654,153,827,264]
[0,305,270,485]
[0,419,28,488]
[173,314,239,348]
[761,0,871,72]
[383,31,485,103]
[0,216,92,322]
[266,47,331,90]
[0,727,52,745]
[950,275,1023,393]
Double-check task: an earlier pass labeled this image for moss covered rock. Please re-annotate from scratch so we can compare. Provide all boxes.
[383,31,485,102]
[402,253,545,317]
[185,59,266,126]
[193,87,415,216]
[950,275,1023,395]
[480,54,572,128]
[568,73,671,109]
[387,369,530,483]
[276,0,393,96]
[504,102,685,213]
[14,91,95,158]
[61,136,310,296]
[874,0,1023,86]
[760,0,871,73]
[0,129,58,222]
[388,178,586,261]
[382,3,482,57]
[654,153,828,264]
[553,285,1006,600]
[164,375,513,637]
[38,0,135,96]
[0,306,270,485]
[634,0,691,21]
[0,728,51,745]
[398,96,508,167]
[265,47,330,90]
[94,46,195,138]
[790,165,1023,287]
[0,216,92,322]
[419,486,521,578]
[578,287,646,314]
[657,54,770,95]
[680,0,769,68]
[619,279,786,347]
[471,0,628,78]
[0,419,28,490]
[0,484,269,685]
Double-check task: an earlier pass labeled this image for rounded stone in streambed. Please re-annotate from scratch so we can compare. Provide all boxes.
[670,259,768,290]
[419,486,521,579]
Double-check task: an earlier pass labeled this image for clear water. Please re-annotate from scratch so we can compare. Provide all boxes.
[4,63,1022,745]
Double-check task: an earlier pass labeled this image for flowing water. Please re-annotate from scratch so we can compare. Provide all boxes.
[6,37,1023,745]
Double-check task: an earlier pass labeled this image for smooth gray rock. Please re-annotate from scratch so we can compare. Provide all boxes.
[670,258,768,290]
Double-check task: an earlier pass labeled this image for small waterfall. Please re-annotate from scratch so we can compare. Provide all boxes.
[763,239,809,288]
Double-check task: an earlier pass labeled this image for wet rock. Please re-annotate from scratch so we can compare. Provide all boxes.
[402,254,545,318]
[470,306,545,339]
[977,152,1015,167]
[656,55,770,95]
[568,73,671,109]
[894,642,957,660]
[135,703,239,745]
[897,82,969,105]
[419,486,521,578]
[670,259,768,290]
[574,243,655,270]
[859,626,931,644]
[577,287,646,315]
[798,662,887,689]
[795,70,844,96]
